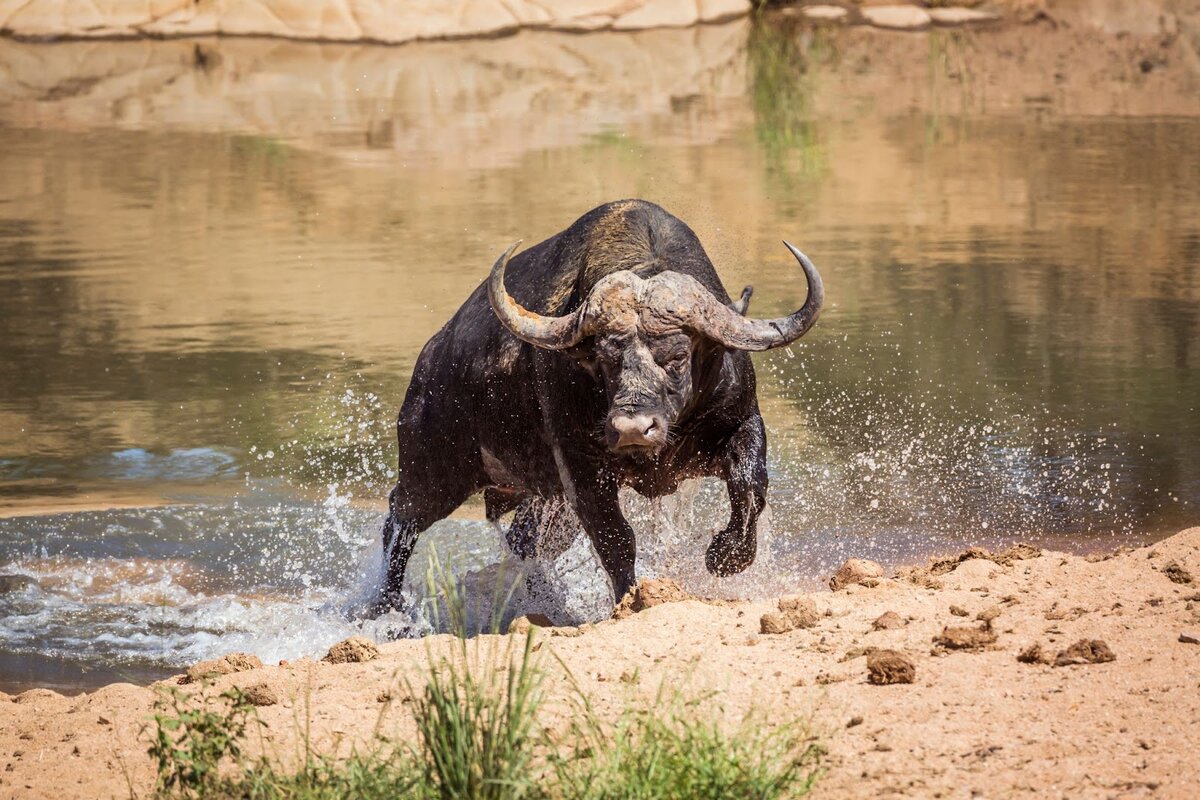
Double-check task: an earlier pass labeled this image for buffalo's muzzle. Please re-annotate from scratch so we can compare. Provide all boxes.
[607,413,665,452]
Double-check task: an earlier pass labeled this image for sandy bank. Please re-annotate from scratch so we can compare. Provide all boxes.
[2,526,1197,798]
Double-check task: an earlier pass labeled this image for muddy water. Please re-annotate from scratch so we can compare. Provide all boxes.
[0,21,1198,691]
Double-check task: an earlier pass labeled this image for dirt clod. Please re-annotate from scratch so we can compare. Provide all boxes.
[508,614,555,635]
[934,625,997,651]
[1053,639,1116,666]
[872,611,905,630]
[759,596,820,634]
[1017,643,1052,664]
[612,578,691,619]
[976,605,1002,623]
[778,596,820,628]
[322,636,380,664]
[867,649,916,685]
[184,653,263,684]
[240,683,278,707]
[1162,561,1194,584]
[830,558,884,591]
[759,612,792,635]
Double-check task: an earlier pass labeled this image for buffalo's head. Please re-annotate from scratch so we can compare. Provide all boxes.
[488,241,823,457]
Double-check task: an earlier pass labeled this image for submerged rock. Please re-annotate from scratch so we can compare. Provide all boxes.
[860,5,932,30]
[1053,639,1116,667]
[867,650,916,685]
[928,7,1000,25]
[802,5,848,21]
[185,653,263,683]
[0,574,38,594]
[323,636,380,664]
[830,559,884,591]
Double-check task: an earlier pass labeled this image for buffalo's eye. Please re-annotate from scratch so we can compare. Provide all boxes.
[663,353,689,373]
[595,340,622,364]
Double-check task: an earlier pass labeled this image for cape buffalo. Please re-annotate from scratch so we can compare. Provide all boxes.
[379,199,823,611]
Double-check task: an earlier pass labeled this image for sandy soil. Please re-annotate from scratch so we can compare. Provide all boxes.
[1,526,1197,798]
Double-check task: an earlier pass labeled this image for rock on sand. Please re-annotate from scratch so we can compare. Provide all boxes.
[323,636,380,664]
[867,649,916,684]
[830,558,885,591]
[1053,639,1116,666]
[184,653,263,683]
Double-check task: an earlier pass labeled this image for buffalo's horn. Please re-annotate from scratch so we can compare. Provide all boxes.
[692,242,824,351]
[488,241,587,350]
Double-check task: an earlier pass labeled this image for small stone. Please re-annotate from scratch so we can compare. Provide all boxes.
[1179,632,1200,645]
[240,683,278,707]
[927,7,1000,25]
[1162,561,1194,585]
[1053,639,1116,667]
[934,625,997,650]
[872,611,905,630]
[847,715,864,728]
[976,605,1002,623]
[860,5,932,30]
[830,559,885,591]
[508,614,555,635]
[323,636,380,664]
[1017,643,1051,664]
[802,5,849,21]
[867,650,916,685]
[184,653,263,684]
[759,612,792,635]
[778,595,820,629]
[949,605,969,617]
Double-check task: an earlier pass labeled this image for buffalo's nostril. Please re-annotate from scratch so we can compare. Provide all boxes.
[609,414,660,449]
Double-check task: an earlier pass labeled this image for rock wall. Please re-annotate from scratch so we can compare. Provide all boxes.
[0,0,751,42]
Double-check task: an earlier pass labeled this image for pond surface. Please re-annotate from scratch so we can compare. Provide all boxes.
[0,21,1198,691]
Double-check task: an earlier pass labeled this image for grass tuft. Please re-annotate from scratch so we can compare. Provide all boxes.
[146,556,822,799]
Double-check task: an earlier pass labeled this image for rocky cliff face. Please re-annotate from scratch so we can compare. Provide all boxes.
[0,0,750,43]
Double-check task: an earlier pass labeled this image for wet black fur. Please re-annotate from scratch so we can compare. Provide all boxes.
[379,200,769,611]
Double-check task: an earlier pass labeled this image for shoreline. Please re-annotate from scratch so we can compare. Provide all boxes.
[2,525,1197,797]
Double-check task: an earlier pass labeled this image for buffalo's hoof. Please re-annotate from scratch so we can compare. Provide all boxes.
[705,527,757,577]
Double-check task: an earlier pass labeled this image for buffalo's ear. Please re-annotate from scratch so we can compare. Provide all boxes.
[729,285,753,316]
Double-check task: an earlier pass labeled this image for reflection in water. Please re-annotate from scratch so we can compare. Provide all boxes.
[0,20,1198,690]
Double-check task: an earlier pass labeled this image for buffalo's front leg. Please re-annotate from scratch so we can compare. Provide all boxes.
[378,467,478,613]
[569,474,638,604]
[706,413,768,577]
